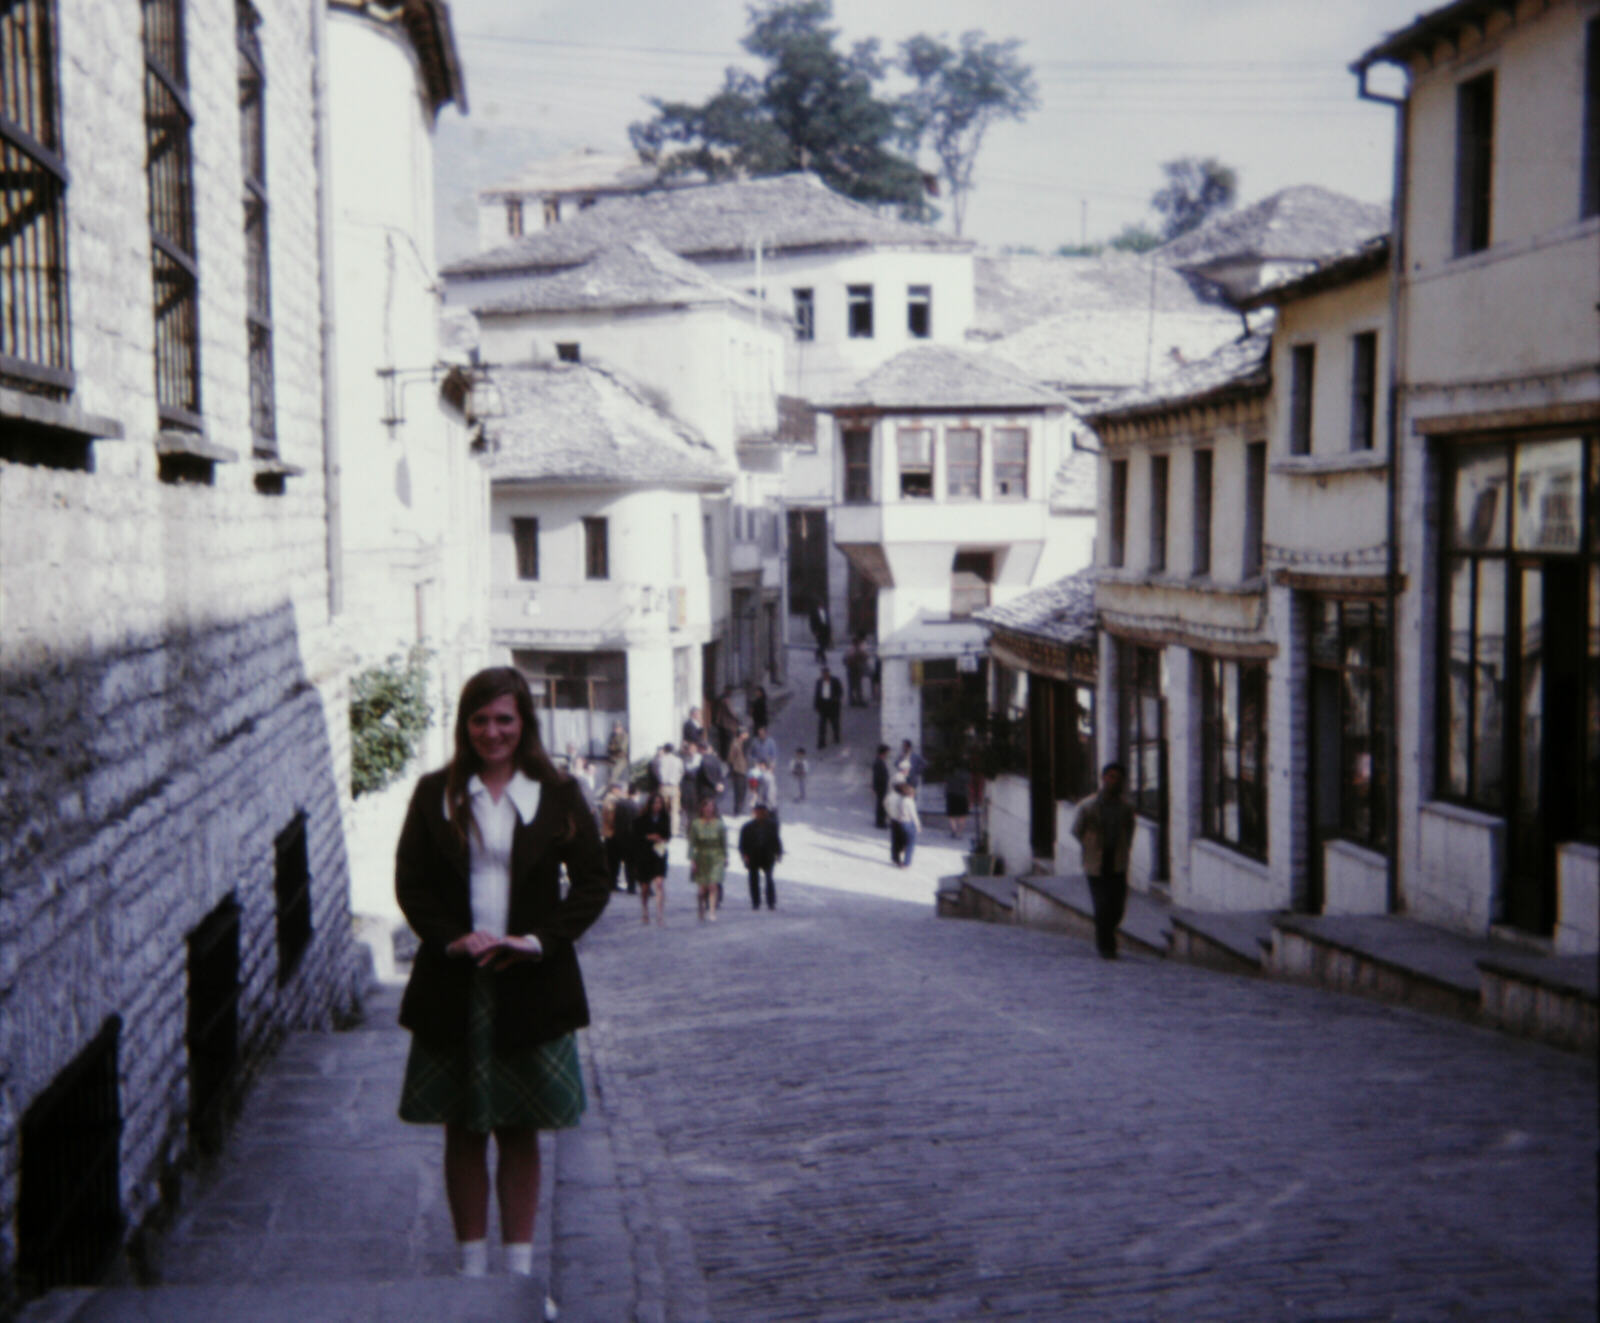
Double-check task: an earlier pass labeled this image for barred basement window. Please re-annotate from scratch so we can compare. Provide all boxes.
[18,1018,124,1293]
[274,812,312,983]
[238,1,275,449]
[187,896,241,1153]
[1,0,72,394]
[144,0,202,425]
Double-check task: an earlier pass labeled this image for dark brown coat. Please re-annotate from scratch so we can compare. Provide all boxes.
[395,768,611,1053]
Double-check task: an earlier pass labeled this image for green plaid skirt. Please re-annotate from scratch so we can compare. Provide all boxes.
[398,972,585,1132]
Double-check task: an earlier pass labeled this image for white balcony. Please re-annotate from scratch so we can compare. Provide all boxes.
[490,580,700,648]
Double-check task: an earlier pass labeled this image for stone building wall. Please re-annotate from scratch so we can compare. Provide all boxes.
[0,0,358,1305]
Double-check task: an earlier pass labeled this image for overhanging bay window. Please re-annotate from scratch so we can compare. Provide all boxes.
[1199,655,1268,859]
[897,428,932,498]
[1,0,72,392]
[994,428,1028,498]
[513,650,627,758]
[946,427,979,499]
[143,0,202,425]
[1439,436,1599,933]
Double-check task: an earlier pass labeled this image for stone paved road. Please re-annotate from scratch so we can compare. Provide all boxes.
[556,648,1598,1322]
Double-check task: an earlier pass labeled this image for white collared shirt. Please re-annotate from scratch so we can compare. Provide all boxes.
[450,771,541,937]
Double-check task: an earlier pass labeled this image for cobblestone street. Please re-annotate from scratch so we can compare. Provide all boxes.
[552,650,1599,1322]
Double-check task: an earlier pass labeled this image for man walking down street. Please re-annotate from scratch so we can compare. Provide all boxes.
[653,742,685,835]
[1071,762,1138,959]
[738,802,784,909]
[872,745,891,829]
[814,666,843,749]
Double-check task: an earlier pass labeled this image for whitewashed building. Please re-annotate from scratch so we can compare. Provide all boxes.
[0,0,361,1304]
[1352,0,1599,953]
[479,363,734,764]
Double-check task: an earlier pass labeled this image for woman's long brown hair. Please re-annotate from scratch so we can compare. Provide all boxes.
[444,667,566,845]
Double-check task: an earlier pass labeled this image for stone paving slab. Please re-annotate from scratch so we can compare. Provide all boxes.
[27,1279,551,1323]
[1273,914,1492,997]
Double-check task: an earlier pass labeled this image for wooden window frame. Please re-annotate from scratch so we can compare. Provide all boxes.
[897,427,933,499]
[841,427,872,504]
[1289,343,1315,455]
[1148,453,1169,572]
[513,516,539,581]
[847,284,873,339]
[945,427,980,500]
[1349,331,1377,453]
[1192,448,1213,577]
[1454,71,1495,257]
[1199,655,1269,860]
[907,284,931,339]
[993,427,1028,499]
[793,287,815,342]
[1108,458,1128,568]
[583,516,609,580]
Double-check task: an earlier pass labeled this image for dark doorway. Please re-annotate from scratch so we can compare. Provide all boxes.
[187,897,241,1154]
[786,507,829,620]
[846,559,877,641]
[921,658,988,779]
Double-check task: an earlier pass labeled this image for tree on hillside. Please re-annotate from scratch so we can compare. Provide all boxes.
[1151,156,1237,241]
[629,0,926,216]
[898,32,1037,237]
[1108,222,1161,253]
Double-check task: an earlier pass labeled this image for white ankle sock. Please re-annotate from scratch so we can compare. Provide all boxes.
[505,1242,534,1275]
[458,1239,488,1276]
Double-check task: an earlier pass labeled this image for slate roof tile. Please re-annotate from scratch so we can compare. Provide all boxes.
[973,572,1097,648]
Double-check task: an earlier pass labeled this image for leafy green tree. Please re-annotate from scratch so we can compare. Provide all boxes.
[898,32,1037,237]
[1151,155,1237,241]
[630,1,926,215]
[1108,222,1161,253]
[349,647,434,798]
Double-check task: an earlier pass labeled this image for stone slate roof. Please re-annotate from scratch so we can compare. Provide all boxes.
[826,345,1071,412]
[973,573,1097,648]
[482,149,667,201]
[471,238,779,319]
[1352,0,1506,72]
[1237,234,1391,310]
[484,362,732,489]
[1156,185,1388,269]
[1050,445,1098,512]
[1082,329,1272,426]
[971,251,1241,394]
[446,173,971,279]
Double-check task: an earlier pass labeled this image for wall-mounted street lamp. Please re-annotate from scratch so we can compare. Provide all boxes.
[378,361,506,433]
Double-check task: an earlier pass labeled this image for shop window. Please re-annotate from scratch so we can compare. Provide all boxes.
[1200,656,1268,859]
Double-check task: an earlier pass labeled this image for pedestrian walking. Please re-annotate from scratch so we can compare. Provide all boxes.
[748,685,769,734]
[738,802,784,909]
[808,600,832,661]
[712,687,740,760]
[790,747,809,801]
[393,666,609,1289]
[845,638,868,706]
[1070,762,1137,959]
[728,729,750,816]
[885,779,920,867]
[750,725,778,772]
[894,739,926,789]
[696,741,726,814]
[599,784,630,892]
[750,760,779,815]
[945,763,972,838]
[680,741,702,827]
[652,743,683,836]
[606,720,630,788]
[687,798,727,923]
[872,744,891,829]
[632,791,672,925]
[813,666,842,749]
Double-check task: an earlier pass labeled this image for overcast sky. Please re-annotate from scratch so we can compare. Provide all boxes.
[434,0,1411,262]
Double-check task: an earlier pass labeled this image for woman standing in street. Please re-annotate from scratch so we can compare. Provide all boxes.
[727,728,750,817]
[687,797,727,922]
[394,667,610,1291]
[632,790,672,925]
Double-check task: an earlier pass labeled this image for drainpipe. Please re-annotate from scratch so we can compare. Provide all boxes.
[313,0,344,617]
[1356,64,1407,915]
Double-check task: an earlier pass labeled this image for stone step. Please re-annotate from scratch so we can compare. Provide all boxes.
[1168,908,1278,975]
[1013,874,1171,955]
[21,1277,555,1323]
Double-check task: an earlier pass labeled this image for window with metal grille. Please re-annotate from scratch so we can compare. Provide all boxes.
[906,284,931,338]
[143,0,201,425]
[1349,331,1377,452]
[274,812,312,983]
[1200,655,1268,859]
[793,287,814,342]
[946,427,980,499]
[1192,448,1213,576]
[18,1018,124,1293]
[1454,72,1494,257]
[1289,344,1315,455]
[897,428,932,499]
[842,427,872,503]
[1,0,72,394]
[847,284,873,338]
[583,516,608,579]
[238,1,274,449]
[187,896,241,1152]
[993,428,1027,498]
[513,516,539,580]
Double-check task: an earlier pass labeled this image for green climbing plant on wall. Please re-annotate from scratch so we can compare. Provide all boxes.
[349,646,433,798]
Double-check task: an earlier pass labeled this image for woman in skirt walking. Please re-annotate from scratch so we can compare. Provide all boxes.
[394,667,611,1288]
[687,796,728,922]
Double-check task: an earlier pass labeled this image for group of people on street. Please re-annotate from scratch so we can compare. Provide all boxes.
[872,740,928,867]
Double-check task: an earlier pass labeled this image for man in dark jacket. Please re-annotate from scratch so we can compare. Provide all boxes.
[738,803,784,910]
[1070,762,1137,959]
[814,666,843,749]
[696,742,726,812]
[872,744,891,828]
